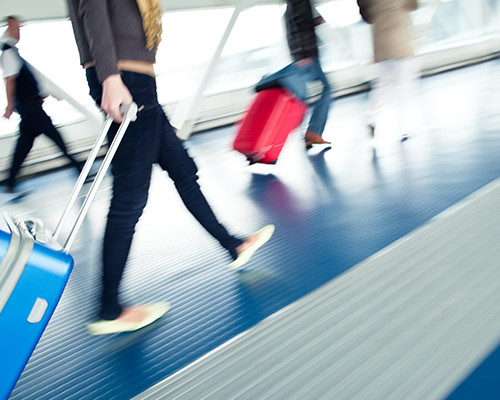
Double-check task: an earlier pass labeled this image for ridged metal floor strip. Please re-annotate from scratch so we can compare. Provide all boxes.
[135,179,500,400]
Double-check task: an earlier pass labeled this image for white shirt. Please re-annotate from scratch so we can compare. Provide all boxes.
[0,36,23,79]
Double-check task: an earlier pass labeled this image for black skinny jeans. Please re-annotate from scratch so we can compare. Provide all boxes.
[86,68,242,320]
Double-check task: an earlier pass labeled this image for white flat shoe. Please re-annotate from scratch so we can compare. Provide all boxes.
[87,302,170,335]
[229,225,275,270]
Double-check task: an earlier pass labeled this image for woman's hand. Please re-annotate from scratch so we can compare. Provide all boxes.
[101,74,134,123]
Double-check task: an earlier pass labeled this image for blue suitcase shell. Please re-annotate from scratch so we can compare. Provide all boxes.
[0,215,73,400]
[0,103,137,399]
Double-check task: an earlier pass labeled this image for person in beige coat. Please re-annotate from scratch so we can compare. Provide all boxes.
[358,0,419,151]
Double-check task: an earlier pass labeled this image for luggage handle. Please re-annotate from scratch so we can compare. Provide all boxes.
[52,102,138,252]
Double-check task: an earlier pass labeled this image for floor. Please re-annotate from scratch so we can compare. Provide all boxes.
[2,58,500,400]
[135,177,500,400]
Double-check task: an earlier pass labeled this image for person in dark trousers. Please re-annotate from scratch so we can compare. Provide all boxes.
[1,16,82,193]
[66,0,275,335]
[256,0,332,148]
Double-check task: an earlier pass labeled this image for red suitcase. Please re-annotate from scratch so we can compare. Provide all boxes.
[233,88,307,164]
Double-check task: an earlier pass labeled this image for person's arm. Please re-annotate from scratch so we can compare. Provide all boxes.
[1,46,21,118]
[74,0,119,82]
[3,76,16,119]
[69,0,133,122]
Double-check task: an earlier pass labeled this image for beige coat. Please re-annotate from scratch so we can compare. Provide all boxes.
[362,0,418,63]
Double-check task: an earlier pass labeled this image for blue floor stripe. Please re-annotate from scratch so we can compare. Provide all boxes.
[446,342,500,399]
[6,59,500,399]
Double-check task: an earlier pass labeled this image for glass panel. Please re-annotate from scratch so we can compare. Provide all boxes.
[155,7,234,103]
[316,0,372,69]
[415,0,500,52]
[208,5,287,94]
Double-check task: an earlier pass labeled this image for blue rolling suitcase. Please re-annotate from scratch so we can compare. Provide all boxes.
[0,103,138,400]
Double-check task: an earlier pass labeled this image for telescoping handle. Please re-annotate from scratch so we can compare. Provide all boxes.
[52,102,138,252]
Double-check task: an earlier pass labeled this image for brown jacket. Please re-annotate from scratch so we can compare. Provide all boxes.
[358,0,418,62]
